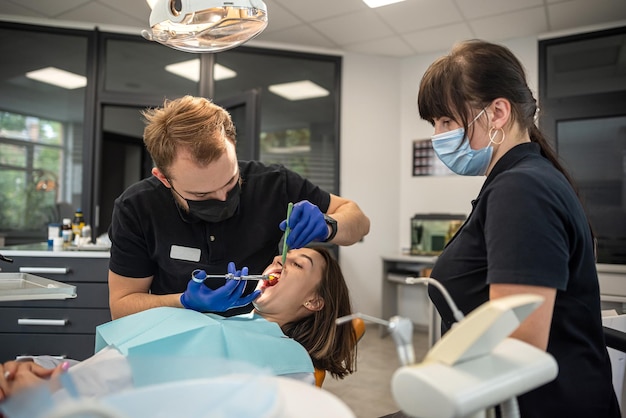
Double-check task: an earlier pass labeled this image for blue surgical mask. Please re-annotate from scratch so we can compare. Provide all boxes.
[431,110,492,176]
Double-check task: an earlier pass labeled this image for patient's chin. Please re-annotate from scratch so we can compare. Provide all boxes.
[252,290,271,309]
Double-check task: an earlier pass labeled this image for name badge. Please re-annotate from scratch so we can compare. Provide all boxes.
[170,245,201,262]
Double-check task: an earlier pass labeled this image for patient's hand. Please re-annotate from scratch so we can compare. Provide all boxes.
[0,360,65,401]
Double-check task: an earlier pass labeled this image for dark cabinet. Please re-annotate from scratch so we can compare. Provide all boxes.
[0,251,110,361]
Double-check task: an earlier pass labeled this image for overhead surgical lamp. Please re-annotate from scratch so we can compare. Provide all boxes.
[142,0,268,53]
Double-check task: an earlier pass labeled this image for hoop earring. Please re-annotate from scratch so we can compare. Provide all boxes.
[489,127,505,145]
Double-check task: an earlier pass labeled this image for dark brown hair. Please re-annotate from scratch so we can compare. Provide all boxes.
[142,95,237,176]
[417,39,574,186]
[281,246,357,379]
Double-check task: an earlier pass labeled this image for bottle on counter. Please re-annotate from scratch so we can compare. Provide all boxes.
[72,208,85,244]
[61,218,73,247]
[80,224,92,246]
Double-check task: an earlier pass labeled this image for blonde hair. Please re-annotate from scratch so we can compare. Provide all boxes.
[142,96,237,176]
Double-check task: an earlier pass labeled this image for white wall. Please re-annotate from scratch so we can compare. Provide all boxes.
[339,36,538,321]
[339,52,402,316]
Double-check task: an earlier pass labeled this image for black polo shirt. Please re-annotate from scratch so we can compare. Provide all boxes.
[108,160,330,315]
[429,142,620,417]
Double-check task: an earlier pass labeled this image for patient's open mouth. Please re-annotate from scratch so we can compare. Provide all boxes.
[263,272,280,287]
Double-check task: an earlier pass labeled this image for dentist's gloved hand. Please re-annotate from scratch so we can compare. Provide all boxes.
[180,262,261,312]
[279,200,328,249]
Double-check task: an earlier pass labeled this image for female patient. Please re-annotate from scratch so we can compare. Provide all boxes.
[0,246,357,401]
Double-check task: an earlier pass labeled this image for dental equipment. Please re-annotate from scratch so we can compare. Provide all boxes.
[338,283,558,418]
[282,202,293,265]
[191,269,272,282]
[338,313,416,367]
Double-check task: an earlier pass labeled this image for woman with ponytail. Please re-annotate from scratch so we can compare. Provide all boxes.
[416,40,620,417]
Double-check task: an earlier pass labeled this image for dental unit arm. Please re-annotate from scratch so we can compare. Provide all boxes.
[337,278,558,418]
[337,312,416,367]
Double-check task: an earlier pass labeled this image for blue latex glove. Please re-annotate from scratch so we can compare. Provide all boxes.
[279,200,328,249]
[180,262,261,312]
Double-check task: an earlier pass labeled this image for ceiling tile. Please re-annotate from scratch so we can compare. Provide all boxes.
[57,2,145,27]
[402,22,475,54]
[271,0,365,22]
[470,7,548,42]
[312,9,395,46]
[256,25,338,50]
[455,0,543,20]
[102,0,151,23]
[260,0,303,33]
[548,0,626,32]
[345,36,416,57]
[375,0,464,34]
[0,0,46,18]
[11,0,91,18]
[0,0,624,59]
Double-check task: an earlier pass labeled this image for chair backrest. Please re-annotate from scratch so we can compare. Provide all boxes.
[314,318,366,387]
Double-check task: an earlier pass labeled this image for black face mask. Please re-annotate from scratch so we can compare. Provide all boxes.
[184,181,241,223]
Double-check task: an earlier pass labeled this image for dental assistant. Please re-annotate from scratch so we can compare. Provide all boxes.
[107,96,370,320]
[418,40,619,417]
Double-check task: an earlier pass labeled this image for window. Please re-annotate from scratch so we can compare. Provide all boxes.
[0,24,89,244]
[539,26,626,265]
[0,112,66,229]
[214,48,341,194]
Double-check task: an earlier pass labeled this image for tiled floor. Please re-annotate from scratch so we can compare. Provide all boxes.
[323,325,430,418]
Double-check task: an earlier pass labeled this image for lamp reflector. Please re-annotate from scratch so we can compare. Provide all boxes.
[145,0,268,53]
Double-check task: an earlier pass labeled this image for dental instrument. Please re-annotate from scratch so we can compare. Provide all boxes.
[191,269,272,283]
[282,202,293,265]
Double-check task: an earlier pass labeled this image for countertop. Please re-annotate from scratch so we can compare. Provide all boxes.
[383,253,626,275]
[0,242,110,258]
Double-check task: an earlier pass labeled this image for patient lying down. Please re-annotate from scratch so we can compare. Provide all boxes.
[0,247,357,403]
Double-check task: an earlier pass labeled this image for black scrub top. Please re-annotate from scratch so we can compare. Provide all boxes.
[429,143,620,417]
[108,160,330,316]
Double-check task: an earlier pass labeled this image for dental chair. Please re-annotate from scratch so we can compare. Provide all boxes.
[314,318,366,387]
[603,324,626,417]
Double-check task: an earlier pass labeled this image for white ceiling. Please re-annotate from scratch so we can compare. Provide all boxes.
[0,0,625,57]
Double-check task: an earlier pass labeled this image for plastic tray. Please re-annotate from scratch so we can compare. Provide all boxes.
[0,273,77,301]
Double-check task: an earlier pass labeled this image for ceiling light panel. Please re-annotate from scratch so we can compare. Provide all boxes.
[268,80,329,101]
[165,60,237,82]
[363,0,405,8]
[25,67,87,89]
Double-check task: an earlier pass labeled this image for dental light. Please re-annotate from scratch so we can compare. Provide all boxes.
[142,0,268,53]
[338,279,559,418]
